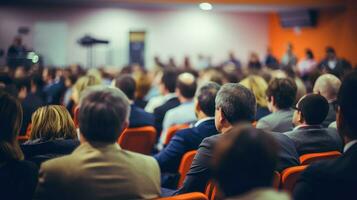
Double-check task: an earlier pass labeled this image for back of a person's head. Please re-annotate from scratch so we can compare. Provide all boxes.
[213,125,279,197]
[134,72,151,100]
[73,75,102,103]
[313,74,341,101]
[196,82,221,117]
[266,78,297,109]
[114,75,136,100]
[216,83,256,124]
[0,91,24,161]
[176,72,197,99]
[161,68,178,93]
[78,85,130,143]
[297,94,329,125]
[30,105,77,141]
[240,75,268,108]
[337,71,357,139]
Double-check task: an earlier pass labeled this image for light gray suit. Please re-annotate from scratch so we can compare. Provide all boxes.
[256,109,294,133]
[35,142,161,200]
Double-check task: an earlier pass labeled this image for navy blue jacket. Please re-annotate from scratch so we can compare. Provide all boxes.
[129,104,155,128]
[154,119,218,173]
[154,97,180,135]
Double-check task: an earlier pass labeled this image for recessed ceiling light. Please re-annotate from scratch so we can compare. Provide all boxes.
[199,2,213,11]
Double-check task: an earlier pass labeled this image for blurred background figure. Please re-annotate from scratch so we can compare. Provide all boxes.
[281,43,297,68]
[296,49,317,79]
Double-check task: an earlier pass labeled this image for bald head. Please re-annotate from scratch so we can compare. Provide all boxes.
[176,72,197,99]
[313,74,341,102]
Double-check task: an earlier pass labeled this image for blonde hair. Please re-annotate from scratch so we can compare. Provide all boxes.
[30,105,77,140]
[240,75,268,107]
[72,75,101,104]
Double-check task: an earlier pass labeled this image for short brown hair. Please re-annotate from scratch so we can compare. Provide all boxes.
[30,105,77,140]
[266,78,297,109]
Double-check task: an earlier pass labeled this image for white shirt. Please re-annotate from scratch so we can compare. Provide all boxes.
[343,140,357,153]
[194,117,215,127]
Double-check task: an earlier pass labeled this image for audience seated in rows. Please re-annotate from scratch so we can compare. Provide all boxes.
[152,68,180,135]
[114,74,155,128]
[257,78,297,132]
[239,75,270,120]
[313,74,341,127]
[0,91,38,200]
[213,125,290,200]
[294,71,357,199]
[175,83,257,194]
[285,94,342,155]
[21,105,79,166]
[155,82,220,188]
[35,86,160,200]
[159,72,198,150]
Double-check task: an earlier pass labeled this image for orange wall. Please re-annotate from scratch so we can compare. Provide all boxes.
[269,4,357,66]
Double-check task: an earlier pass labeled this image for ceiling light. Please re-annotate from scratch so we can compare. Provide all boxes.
[199,2,213,11]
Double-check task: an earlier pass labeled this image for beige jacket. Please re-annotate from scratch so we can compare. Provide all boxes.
[35,142,161,200]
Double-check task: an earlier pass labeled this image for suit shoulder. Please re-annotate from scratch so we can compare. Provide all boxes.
[40,154,76,172]
[200,134,220,148]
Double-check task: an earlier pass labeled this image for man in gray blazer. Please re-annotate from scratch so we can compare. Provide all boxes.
[257,78,297,133]
[285,94,343,156]
[35,86,161,200]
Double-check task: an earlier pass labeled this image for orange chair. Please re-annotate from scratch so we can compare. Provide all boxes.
[177,150,197,187]
[164,124,190,145]
[273,171,281,189]
[17,135,29,143]
[204,182,217,200]
[158,192,207,200]
[281,165,308,193]
[118,126,157,155]
[299,151,342,165]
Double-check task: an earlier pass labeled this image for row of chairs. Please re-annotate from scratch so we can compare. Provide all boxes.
[174,150,342,200]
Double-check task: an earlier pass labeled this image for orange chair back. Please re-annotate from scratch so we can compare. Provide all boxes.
[158,192,207,200]
[273,171,281,189]
[299,151,342,165]
[118,126,156,155]
[17,135,29,143]
[177,150,197,187]
[164,124,190,145]
[281,165,308,192]
[205,182,217,200]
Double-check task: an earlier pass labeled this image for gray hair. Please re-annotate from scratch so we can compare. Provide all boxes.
[79,85,130,143]
[313,74,341,101]
[215,83,256,124]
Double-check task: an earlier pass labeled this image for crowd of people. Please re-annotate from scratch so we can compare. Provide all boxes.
[0,45,356,200]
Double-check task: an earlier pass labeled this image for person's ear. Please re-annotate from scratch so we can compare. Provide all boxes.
[219,108,226,125]
[298,111,304,123]
[194,99,201,113]
[74,106,80,128]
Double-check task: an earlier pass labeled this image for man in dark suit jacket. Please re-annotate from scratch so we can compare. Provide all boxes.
[114,75,155,128]
[153,69,180,134]
[285,94,343,155]
[175,83,257,194]
[318,47,352,79]
[154,82,220,187]
[293,71,357,200]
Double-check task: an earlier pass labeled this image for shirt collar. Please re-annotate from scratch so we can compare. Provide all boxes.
[194,117,215,127]
[293,124,323,131]
[164,93,176,101]
[344,140,357,153]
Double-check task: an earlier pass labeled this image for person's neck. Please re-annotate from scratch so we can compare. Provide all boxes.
[179,96,192,104]
[197,112,209,121]
[271,105,279,113]
[221,125,233,134]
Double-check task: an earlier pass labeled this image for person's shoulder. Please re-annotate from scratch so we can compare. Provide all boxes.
[123,149,160,168]
[13,160,39,173]
[176,127,194,138]
[200,134,221,147]
[40,153,76,173]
